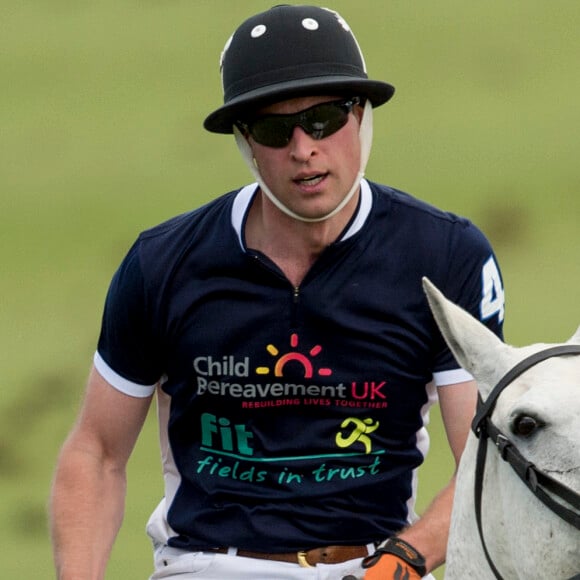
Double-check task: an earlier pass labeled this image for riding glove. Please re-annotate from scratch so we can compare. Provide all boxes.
[361,537,426,579]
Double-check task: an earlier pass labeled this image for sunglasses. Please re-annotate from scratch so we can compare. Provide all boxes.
[237,97,360,148]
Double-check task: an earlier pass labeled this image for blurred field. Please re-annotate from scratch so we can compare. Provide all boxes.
[1,1,579,578]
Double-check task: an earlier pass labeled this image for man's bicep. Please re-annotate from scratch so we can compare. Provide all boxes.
[70,365,154,467]
[437,380,478,467]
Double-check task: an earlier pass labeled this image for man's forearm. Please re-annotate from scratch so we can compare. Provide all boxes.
[396,475,456,573]
[50,444,127,580]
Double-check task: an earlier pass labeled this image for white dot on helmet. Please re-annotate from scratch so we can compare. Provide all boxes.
[301,18,319,31]
[251,24,266,38]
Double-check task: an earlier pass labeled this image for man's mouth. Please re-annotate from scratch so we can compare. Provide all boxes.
[294,173,327,186]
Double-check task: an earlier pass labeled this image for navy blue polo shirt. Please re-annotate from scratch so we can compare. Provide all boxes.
[95,179,504,551]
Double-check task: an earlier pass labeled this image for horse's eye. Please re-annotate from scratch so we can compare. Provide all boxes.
[511,414,540,437]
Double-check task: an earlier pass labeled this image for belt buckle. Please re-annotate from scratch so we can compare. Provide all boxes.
[297,550,314,567]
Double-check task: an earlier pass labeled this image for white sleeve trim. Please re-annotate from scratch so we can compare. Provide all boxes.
[433,368,474,387]
[94,351,157,398]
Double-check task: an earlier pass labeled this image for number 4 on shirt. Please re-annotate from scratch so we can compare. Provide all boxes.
[480,256,505,324]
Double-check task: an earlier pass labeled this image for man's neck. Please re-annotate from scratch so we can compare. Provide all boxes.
[245,190,359,287]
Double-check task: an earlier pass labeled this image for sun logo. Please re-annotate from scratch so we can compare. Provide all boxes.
[256,333,332,378]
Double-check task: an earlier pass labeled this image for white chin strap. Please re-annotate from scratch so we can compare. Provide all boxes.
[234,99,374,223]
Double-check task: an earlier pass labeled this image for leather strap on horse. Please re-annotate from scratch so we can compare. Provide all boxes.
[471,344,580,580]
[472,345,580,437]
[485,421,580,529]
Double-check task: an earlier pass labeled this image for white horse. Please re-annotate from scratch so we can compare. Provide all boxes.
[422,278,580,580]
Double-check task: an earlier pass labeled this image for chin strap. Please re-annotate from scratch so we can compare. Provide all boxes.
[234,99,374,223]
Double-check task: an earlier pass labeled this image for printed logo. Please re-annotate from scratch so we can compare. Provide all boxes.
[193,334,389,489]
[201,412,254,456]
[256,333,332,378]
[336,417,380,454]
[198,411,385,487]
[193,332,388,409]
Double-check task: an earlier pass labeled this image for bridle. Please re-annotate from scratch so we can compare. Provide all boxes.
[471,344,580,580]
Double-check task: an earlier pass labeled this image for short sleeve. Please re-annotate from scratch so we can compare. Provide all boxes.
[96,241,163,395]
[432,222,505,384]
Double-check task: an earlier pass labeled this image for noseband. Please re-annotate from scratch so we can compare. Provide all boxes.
[471,344,580,580]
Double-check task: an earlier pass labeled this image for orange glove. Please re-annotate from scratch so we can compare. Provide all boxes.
[361,537,426,580]
[362,554,422,579]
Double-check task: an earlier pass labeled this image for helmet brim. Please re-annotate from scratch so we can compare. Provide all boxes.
[203,76,395,134]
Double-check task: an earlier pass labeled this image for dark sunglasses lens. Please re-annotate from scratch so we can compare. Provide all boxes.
[304,102,349,140]
[249,101,352,148]
[250,117,295,148]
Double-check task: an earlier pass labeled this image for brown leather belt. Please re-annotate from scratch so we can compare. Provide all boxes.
[211,545,370,567]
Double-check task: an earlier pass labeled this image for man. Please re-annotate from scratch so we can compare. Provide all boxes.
[50,5,505,580]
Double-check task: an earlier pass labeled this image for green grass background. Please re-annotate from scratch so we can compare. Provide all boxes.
[2,1,579,578]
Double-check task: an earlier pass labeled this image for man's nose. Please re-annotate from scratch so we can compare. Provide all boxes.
[289,125,318,161]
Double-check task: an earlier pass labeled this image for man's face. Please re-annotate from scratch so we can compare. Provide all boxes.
[245,95,363,222]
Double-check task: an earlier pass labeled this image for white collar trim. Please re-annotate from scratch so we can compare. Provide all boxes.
[231,178,373,250]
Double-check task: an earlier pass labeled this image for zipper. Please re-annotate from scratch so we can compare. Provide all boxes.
[291,285,300,329]
[293,286,300,303]
[250,252,302,328]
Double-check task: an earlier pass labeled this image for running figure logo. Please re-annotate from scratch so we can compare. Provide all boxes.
[335,417,380,454]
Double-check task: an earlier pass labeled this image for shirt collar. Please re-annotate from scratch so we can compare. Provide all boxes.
[231,178,373,251]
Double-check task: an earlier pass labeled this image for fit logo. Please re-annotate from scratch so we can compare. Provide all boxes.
[335,417,380,454]
[256,333,332,378]
[201,412,254,456]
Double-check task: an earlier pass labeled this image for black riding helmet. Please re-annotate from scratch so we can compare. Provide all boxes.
[203,5,395,134]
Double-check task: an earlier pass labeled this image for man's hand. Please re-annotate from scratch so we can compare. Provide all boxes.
[362,554,422,579]
[361,537,426,579]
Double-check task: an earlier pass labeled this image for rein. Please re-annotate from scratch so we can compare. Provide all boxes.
[471,344,580,580]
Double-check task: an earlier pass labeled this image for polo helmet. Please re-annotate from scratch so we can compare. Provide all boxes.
[204,5,395,133]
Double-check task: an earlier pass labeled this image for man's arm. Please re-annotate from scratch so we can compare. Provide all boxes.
[50,365,153,580]
[396,380,477,573]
